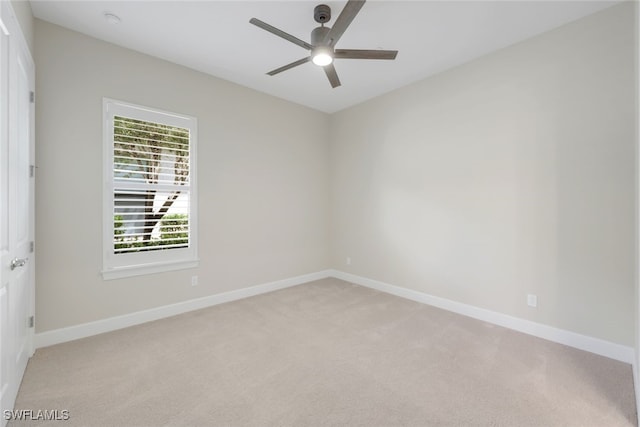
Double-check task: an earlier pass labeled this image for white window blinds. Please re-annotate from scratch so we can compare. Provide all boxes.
[113,116,191,253]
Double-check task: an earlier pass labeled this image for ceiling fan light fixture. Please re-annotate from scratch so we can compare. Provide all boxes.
[250,0,398,88]
[311,46,333,66]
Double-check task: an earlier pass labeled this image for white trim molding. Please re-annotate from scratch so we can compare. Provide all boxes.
[36,269,634,365]
[35,270,333,348]
[330,270,634,364]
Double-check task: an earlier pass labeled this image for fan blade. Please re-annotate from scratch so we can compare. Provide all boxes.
[250,18,312,50]
[334,49,398,60]
[324,63,341,88]
[325,0,366,47]
[267,57,311,76]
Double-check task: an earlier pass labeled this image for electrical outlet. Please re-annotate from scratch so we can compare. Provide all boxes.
[527,294,537,308]
[191,276,198,287]
[346,257,351,265]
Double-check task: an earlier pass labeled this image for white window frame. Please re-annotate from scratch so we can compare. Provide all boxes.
[102,98,198,280]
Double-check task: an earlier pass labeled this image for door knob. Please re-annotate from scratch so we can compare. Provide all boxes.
[10,258,27,271]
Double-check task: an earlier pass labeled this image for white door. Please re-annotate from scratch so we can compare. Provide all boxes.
[0,1,35,423]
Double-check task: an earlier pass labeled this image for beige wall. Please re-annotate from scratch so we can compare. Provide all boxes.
[10,0,33,54]
[329,3,635,346]
[34,20,330,332]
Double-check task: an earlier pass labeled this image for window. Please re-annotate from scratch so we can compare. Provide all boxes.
[103,99,198,279]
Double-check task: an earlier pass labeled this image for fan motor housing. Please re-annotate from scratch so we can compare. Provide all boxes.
[311,26,331,46]
[314,4,331,24]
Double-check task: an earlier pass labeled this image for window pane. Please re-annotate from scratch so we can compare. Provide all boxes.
[113,116,190,254]
[114,188,190,253]
[114,116,190,185]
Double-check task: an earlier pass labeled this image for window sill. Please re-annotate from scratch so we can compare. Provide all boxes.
[102,259,199,280]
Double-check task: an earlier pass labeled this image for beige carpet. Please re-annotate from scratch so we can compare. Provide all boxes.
[10,278,637,426]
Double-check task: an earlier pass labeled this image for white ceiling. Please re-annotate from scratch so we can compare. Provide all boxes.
[30,0,620,113]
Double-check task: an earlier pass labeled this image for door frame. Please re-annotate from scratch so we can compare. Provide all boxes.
[0,0,35,423]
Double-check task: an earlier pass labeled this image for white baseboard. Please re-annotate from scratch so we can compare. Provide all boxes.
[329,270,634,364]
[35,270,333,349]
[36,268,634,365]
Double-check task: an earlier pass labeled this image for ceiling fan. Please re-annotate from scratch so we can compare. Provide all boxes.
[250,0,398,88]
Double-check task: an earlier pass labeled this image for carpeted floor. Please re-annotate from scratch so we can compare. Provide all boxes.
[10,278,637,426]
